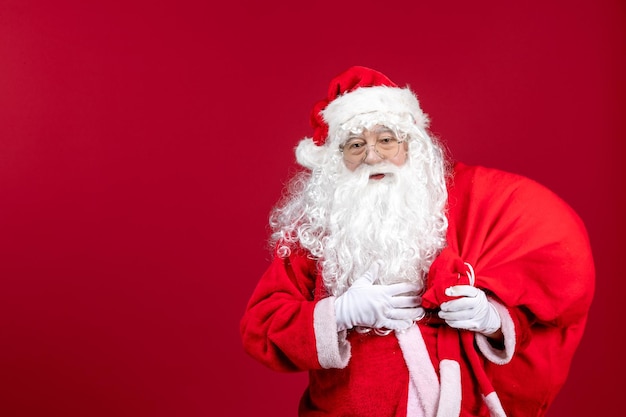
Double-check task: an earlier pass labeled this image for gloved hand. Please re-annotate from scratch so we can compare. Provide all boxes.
[334,262,424,332]
[438,285,501,335]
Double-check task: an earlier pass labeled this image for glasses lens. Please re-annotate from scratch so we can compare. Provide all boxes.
[375,138,400,158]
[341,138,401,164]
[343,139,367,164]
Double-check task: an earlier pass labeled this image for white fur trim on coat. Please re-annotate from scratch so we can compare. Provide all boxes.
[396,325,440,417]
[407,379,426,417]
[475,298,515,365]
[313,297,351,369]
[483,392,508,417]
[437,359,462,417]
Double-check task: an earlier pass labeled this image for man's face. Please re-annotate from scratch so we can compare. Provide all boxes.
[340,125,408,174]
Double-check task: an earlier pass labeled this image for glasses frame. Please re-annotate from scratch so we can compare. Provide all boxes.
[339,137,406,165]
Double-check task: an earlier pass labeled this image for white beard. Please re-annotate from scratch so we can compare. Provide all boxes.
[270,132,449,297]
[320,161,448,296]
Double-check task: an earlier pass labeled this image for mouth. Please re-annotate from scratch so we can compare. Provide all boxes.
[369,173,386,181]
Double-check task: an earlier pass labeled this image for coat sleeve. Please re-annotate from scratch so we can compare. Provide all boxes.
[240,250,351,372]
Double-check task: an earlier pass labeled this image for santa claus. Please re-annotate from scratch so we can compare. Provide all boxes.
[240,66,594,417]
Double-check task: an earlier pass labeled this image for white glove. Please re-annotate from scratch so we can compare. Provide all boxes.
[334,262,423,332]
[438,285,501,335]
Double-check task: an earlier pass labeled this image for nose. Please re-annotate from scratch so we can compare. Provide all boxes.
[363,144,383,165]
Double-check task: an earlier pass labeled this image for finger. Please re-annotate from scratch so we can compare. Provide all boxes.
[444,319,480,331]
[440,297,478,313]
[445,285,480,298]
[384,282,421,296]
[361,262,381,283]
[438,308,476,321]
[390,295,421,309]
[381,318,413,331]
[387,307,425,321]
[352,276,375,288]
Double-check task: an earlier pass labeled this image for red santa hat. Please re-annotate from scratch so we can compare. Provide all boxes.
[296,66,430,169]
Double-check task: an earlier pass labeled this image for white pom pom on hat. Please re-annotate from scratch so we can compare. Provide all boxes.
[295,137,327,170]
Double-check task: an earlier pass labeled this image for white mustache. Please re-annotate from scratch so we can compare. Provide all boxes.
[358,162,402,175]
[342,162,404,186]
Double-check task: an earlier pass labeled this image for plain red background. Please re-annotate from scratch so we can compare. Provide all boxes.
[0,0,624,415]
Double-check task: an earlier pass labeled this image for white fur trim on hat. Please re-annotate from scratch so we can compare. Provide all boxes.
[321,85,428,143]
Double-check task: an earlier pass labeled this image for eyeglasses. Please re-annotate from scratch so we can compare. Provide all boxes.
[340,137,405,165]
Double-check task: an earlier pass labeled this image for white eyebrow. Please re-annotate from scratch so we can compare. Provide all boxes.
[371,126,395,135]
[346,133,365,140]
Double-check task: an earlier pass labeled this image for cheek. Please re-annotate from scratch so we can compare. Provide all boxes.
[343,160,359,172]
[390,150,408,167]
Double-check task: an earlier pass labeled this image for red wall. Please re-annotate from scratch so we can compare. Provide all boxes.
[0,1,624,415]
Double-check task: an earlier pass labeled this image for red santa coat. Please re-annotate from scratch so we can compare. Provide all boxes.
[240,162,595,417]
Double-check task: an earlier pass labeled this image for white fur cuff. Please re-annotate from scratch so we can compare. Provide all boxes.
[475,298,515,365]
[313,297,351,369]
